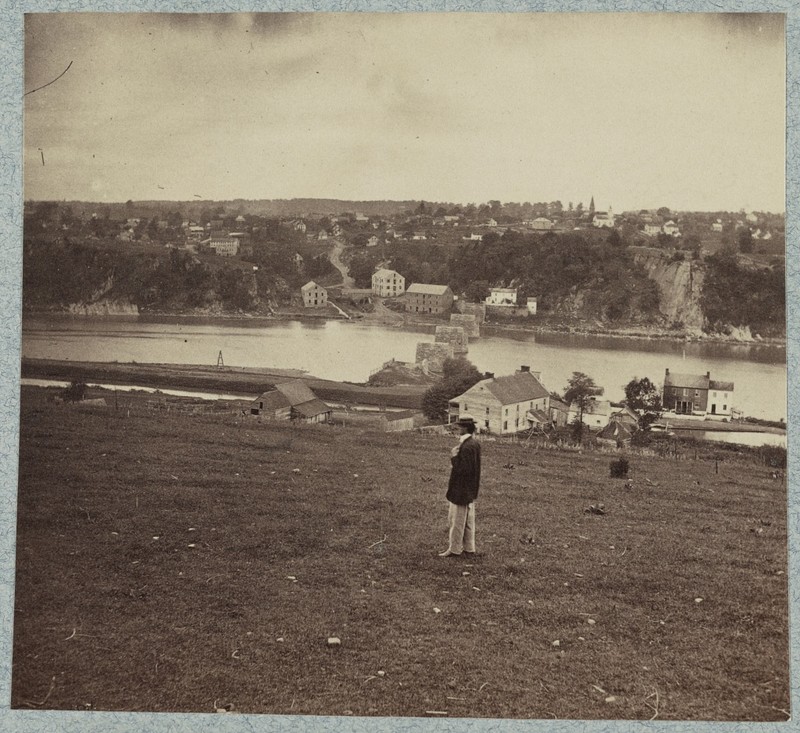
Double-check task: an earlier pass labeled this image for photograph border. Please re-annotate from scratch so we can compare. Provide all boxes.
[1,1,797,732]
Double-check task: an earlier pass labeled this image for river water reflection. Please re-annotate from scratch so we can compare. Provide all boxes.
[21,315,787,422]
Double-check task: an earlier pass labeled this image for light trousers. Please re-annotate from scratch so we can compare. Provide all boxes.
[447,501,476,555]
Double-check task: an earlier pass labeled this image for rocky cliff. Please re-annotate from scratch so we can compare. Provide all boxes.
[631,248,706,333]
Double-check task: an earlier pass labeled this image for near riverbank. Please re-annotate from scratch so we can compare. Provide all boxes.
[20,358,428,410]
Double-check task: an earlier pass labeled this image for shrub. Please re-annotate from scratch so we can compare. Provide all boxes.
[756,445,787,469]
[609,457,630,478]
[62,380,87,403]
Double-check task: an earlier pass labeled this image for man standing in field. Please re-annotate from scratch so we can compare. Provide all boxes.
[439,414,481,558]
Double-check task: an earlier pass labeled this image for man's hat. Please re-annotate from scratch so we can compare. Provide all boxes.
[456,414,476,426]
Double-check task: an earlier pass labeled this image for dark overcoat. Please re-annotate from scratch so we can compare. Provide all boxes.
[446,436,481,506]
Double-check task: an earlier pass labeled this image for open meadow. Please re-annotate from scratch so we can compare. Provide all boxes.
[11,387,789,721]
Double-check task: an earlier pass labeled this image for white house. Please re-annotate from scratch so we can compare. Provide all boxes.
[530,217,552,231]
[485,288,518,306]
[372,268,406,297]
[449,366,551,435]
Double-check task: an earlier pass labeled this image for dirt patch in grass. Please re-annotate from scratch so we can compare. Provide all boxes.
[11,387,789,720]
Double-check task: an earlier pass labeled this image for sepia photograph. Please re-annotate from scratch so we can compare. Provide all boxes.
[10,8,791,726]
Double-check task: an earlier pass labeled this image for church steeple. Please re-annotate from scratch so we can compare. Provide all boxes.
[589,196,595,215]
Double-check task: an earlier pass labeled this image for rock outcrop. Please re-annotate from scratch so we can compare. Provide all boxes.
[631,248,706,333]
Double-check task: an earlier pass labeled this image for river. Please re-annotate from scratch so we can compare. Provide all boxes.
[21,314,787,422]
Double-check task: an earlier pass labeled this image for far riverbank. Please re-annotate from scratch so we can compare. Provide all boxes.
[24,307,787,347]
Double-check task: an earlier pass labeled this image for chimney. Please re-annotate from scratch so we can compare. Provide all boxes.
[706,371,710,379]
[520,365,530,372]
[484,372,494,379]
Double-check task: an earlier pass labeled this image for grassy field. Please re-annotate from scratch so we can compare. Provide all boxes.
[11,387,789,721]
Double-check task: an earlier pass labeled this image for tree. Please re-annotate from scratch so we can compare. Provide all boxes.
[623,376,663,428]
[738,227,754,254]
[422,357,484,422]
[463,280,490,303]
[563,372,603,442]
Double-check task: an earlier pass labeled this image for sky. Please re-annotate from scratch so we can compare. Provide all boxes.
[23,12,786,212]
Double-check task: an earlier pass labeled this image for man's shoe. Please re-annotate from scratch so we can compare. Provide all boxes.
[438,550,461,557]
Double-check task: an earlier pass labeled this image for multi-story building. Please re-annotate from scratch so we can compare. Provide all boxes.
[371,268,406,297]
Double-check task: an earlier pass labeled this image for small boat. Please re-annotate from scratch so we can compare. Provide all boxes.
[649,422,675,437]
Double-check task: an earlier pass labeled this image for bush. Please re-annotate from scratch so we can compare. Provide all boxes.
[62,380,87,403]
[609,457,630,478]
[755,445,787,469]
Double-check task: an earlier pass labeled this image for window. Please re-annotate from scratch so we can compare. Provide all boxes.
[695,391,699,397]
[464,404,468,412]
[713,391,717,398]
[485,407,490,415]
[505,408,508,415]
[723,404,727,411]
[503,421,507,431]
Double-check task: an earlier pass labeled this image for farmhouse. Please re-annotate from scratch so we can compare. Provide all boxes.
[249,381,332,424]
[405,284,454,314]
[372,268,406,297]
[449,366,551,435]
[301,281,327,307]
[662,368,734,418]
[530,217,552,230]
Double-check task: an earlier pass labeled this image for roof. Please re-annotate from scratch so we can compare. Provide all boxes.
[709,380,735,391]
[292,399,332,418]
[406,284,452,296]
[383,410,420,422]
[373,268,402,278]
[252,390,291,411]
[301,281,325,292]
[275,380,318,406]
[459,370,550,406]
[490,287,517,294]
[526,408,550,424]
[664,371,710,390]
[598,421,634,441]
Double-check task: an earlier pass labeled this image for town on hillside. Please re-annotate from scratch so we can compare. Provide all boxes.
[23,199,786,341]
